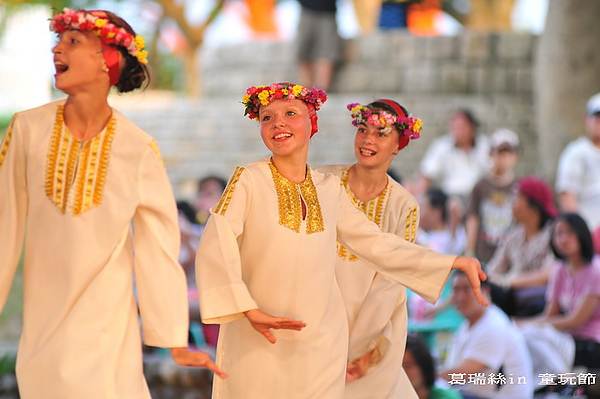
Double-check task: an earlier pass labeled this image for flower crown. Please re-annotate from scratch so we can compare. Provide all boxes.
[347,103,422,139]
[50,8,148,64]
[242,83,328,120]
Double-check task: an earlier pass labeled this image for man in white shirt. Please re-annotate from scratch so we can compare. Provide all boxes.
[555,93,600,231]
[441,272,534,399]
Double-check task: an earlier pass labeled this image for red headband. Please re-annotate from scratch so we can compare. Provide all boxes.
[101,43,121,86]
[375,99,410,150]
[307,103,319,137]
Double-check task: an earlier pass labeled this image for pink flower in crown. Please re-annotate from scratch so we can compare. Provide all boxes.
[367,114,380,126]
[119,31,133,47]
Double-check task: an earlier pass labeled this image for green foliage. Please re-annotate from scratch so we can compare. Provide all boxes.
[0,114,12,138]
[153,52,185,92]
[0,354,17,377]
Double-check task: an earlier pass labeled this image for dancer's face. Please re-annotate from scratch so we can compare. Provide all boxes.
[259,99,312,159]
[52,30,109,94]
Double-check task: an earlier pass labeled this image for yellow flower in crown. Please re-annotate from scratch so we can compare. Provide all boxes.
[258,90,271,105]
[413,119,423,134]
[134,35,145,51]
[95,19,107,28]
[136,50,148,64]
[292,85,303,97]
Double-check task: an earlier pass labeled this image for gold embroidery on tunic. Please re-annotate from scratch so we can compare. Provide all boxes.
[214,166,245,216]
[268,162,324,234]
[45,105,116,215]
[148,139,164,166]
[0,115,17,169]
[337,168,390,261]
[405,206,418,243]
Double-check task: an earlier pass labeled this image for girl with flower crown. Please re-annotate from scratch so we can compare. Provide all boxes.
[0,8,225,399]
[195,83,487,399]
[315,99,432,398]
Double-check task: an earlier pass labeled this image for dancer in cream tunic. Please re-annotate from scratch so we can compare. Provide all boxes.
[316,99,426,399]
[0,9,223,399]
[195,83,487,399]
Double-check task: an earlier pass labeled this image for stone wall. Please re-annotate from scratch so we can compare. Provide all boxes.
[116,30,540,199]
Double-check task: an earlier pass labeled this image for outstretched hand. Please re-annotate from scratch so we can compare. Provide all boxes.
[244,308,307,344]
[451,256,488,306]
[171,347,228,379]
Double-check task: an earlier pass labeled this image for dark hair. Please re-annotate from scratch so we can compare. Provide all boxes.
[405,333,436,389]
[551,213,595,263]
[198,175,228,193]
[425,187,448,223]
[177,200,197,224]
[102,10,150,93]
[454,108,480,129]
[525,196,554,229]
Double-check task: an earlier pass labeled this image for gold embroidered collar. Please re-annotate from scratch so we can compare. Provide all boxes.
[45,105,116,215]
[337,167,391,261]
[268,162,324,234]
[341,167,389,228]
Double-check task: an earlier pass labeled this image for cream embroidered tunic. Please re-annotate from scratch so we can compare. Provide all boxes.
[196,159,455,399]
[0,99,189,399]
[317,164,431,399]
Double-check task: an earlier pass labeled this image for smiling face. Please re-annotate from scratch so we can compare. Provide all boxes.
[353,122,400,169]
[52,30,110,94]
[258,98,312,160]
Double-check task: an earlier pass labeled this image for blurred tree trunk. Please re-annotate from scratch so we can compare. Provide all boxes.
[535,0,600,180]
[155,0,224,97]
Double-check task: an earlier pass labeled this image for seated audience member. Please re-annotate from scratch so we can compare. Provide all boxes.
[189,175,227,347]
[487,176,557,317]
[417,187,467,256]
[441,271,534,399]
[518,213,600,372]
[465,129,520,264]
[412,187,466,322]
[404,333,462,399]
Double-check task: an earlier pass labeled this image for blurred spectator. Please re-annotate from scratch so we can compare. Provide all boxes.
[417,187,467,256]
[194,175,228,226]
[177,199,203,276]
[411,187,464,330]
[487,176,557,317]
[295,0,343,91]
[441,271,534,399]
[556,92,600,232]
[403,333,462,399]
[465,129,520,263]
[417,109,490,203]
[187,175,227,347]
[517,213,600,394]
[416,109,490,239]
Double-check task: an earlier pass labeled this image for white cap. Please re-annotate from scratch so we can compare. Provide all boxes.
[587,93,600,116]
[490,128,520,150]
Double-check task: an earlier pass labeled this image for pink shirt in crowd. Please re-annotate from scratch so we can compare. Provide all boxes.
[547,256,600,342]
